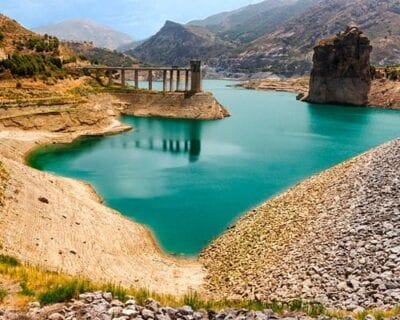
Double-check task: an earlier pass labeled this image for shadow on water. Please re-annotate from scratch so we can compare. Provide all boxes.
[28,137,105,170]
[305,102,371,136]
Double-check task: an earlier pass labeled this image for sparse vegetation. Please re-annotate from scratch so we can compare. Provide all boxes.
[0,53,63,77]
[0,287,7,302]
[20,35,60,55]
[0,253,399,318]
[0,254,19,266]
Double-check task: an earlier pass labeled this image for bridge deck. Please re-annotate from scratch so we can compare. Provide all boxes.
[79,61,202,93]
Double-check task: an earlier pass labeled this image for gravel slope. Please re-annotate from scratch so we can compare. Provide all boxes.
[201,139,400,310]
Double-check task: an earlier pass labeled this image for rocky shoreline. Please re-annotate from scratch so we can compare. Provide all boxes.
[236,78,400,110]
[201,139,400,310]
[2,291,400,320]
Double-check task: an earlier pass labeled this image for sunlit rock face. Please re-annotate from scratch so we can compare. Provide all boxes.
[305,26,372,106]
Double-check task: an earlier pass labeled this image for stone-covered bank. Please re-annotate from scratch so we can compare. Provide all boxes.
[201,139,400,310]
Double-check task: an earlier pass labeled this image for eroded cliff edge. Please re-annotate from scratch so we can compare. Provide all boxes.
[304,26,372,106]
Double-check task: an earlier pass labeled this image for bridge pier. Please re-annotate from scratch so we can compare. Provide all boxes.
[176,70,180,91]
[169,69,174,92]
[107,70,112,87]
[148,70,153,91]
[121,69,126,87]
[163,70,167,93]
[190,60,202,93]
[134,70,139,89]
[185,70,189,92]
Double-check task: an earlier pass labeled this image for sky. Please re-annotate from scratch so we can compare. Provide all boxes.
[0,0,260,40]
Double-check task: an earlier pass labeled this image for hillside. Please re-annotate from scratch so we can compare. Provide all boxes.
[34,19,133,50]
[0,14,76,77]
[130,21,235,66]
[135,0,400,75]
[189,0,315,44]
[237,0,400,73]
[65,41,137,67]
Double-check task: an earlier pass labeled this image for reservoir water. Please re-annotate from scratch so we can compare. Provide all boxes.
[28,80,400,256]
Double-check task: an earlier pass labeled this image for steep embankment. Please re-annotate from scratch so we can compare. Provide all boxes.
[201,139,400,310]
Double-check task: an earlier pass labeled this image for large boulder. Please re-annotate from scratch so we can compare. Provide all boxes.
[304,26,372,106]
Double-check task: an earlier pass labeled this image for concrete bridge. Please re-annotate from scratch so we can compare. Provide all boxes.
[82,60,202,93]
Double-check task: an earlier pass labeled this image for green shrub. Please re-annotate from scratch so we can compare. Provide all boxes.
[0,32,4,42]
[16,81,22,89]
[19,281,35,296]
[38,279,92,305]
[0,287,7,302]
[0,53,63,76]
[0,254,20,266]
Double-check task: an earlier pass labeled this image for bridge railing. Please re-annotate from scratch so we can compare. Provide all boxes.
[81,60,202,93]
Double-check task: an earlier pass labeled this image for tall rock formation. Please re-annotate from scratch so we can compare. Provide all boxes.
[304,26,372,106]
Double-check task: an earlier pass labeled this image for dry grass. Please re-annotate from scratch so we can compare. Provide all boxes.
[0,161,9,207]
[0,77,91,108]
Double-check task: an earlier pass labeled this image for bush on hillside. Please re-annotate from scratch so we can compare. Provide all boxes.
[0,53,63,76]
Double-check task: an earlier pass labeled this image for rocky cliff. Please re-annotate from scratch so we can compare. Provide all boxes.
[304,26,372,106]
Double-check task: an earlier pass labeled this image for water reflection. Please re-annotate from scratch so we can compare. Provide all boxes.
[128,119,202,163]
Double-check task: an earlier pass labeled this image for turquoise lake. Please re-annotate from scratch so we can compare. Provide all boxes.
[28,80,400,256]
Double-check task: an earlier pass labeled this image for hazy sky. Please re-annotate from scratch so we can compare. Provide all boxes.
[0,0,260,39]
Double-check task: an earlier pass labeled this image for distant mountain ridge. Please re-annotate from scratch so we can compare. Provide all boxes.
[34,19,133,50]
[131,0,400,75]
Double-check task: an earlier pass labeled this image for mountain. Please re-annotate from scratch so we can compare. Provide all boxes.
[34,19,133,50]
[133,0,400,76]
[237,0,400,73]
[130,21,235,66]
[189,0,315,44]
[131,0,318,69]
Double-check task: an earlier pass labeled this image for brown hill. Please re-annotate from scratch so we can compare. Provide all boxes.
[134,0,400,75]
[236,0,400,74]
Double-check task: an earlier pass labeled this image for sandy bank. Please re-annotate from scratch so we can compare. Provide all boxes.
[237,78,400,109]
[201,139,400,309]
[0,94,204,296]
